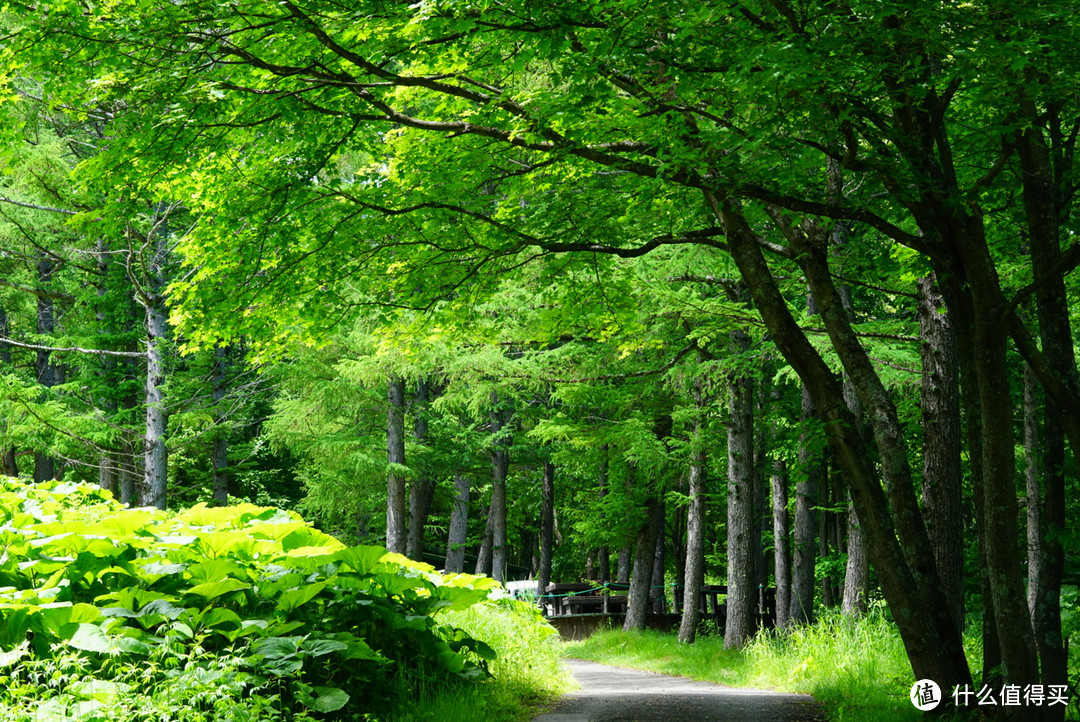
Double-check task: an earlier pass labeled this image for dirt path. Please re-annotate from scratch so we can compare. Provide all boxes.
[532,659,826,722]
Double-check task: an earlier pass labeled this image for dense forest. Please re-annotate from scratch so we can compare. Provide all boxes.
[1,1,1079,719]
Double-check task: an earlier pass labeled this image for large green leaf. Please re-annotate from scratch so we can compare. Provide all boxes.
[296,685,350,713]
[274,582,325,613]
[67,623,113,653]
[184,577,250,600]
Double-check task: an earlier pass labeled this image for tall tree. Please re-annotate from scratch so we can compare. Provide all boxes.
[385,376,408,554]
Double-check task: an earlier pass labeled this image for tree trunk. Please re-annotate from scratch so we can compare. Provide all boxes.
[790,384,819,626]
[678,384,707,643]
[917,274,964,633]
[34,255,58,483]
[1025,363,1043,616]
[725,328,757,649]
[488,401,511,583]
[385,376,407,553]
[1017,116,1071,714]
[536,460,555,605]
[143,292,168,509]
[0,309,18,477]
[623,496,663,631]
[841,500,869,615]
[597,446,611,583]
[650,497,666,613]
[444,472,470,573]
[771,458,791,629]
[210,344,229,507]
[406,378,436,560]
[474,498,493,576]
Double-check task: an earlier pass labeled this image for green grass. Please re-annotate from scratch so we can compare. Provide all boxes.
[389,597,575,721]
[563,606,967,722]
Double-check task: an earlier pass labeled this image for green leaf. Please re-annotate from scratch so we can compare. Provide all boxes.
[297,686,350,713]
[300,637,348,657]
[185,577,250,600]
[68,623,113,653]
[334,546,386,574]
[274,582,325,612]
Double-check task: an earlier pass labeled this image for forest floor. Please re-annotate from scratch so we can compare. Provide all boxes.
[531,658,826,721]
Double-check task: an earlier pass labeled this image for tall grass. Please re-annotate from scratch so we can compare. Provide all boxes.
[565,605,978,721]
[388,597,573,721]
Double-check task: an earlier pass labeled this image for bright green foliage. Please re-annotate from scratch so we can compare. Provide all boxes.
[0,478,513,720]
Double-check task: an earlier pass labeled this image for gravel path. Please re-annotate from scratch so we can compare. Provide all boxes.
[532,658,826,722]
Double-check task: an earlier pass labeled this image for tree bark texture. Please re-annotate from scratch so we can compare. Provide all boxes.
[143,293,168,509]
[537,460,555,606]
[1025,363,1044,615]
[841,501,869,615]
[790,383,820,626]
[385,376,408,553]
[406,378,436,560]
[489,402,511,583]
[34,256,58,484]
[474,499,493,576]
[623,495,663,631]
[0,309,18,477]
[444,473,470,573]
[678,385,707,643]
[917,274,964,633]
[771,458,791,629]
[1017,114,1072,711]
[725,328,757,649]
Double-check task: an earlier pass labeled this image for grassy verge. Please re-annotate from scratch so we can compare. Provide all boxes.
[390,597,575,721]
[563,607,964,722]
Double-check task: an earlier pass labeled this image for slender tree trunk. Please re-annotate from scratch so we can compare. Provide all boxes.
[616,547,631,584]
[678,382,707,643]
[624,496,663,631]
[474,497,493,576]
[0,309,18,477]
[385,376,407,553]
[444,472,470,573]
[650,498,666,613]
[725,328,756,648]
[841,500,869,615]
[916,274,964,633]
[536,461,555,605]
[488,401,511,583]
[119,437,137,505]
[790,384,819,626]
[34,255,58,483]
[595,446,611,583]
[210,344,230,507]
[616,463,632,585]
[1018,121,1073,721]
[143,292,168,509]
[406,378,436,560]
[771,458,791,629]
[1025,363,1043,615]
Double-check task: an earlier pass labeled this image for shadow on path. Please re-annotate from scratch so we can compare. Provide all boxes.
[533,658,826,722]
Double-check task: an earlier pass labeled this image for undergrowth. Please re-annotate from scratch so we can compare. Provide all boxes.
[0,479,564,721]
[565,605,984,722]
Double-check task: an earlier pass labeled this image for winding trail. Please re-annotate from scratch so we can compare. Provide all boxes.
[533,659,826,722]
